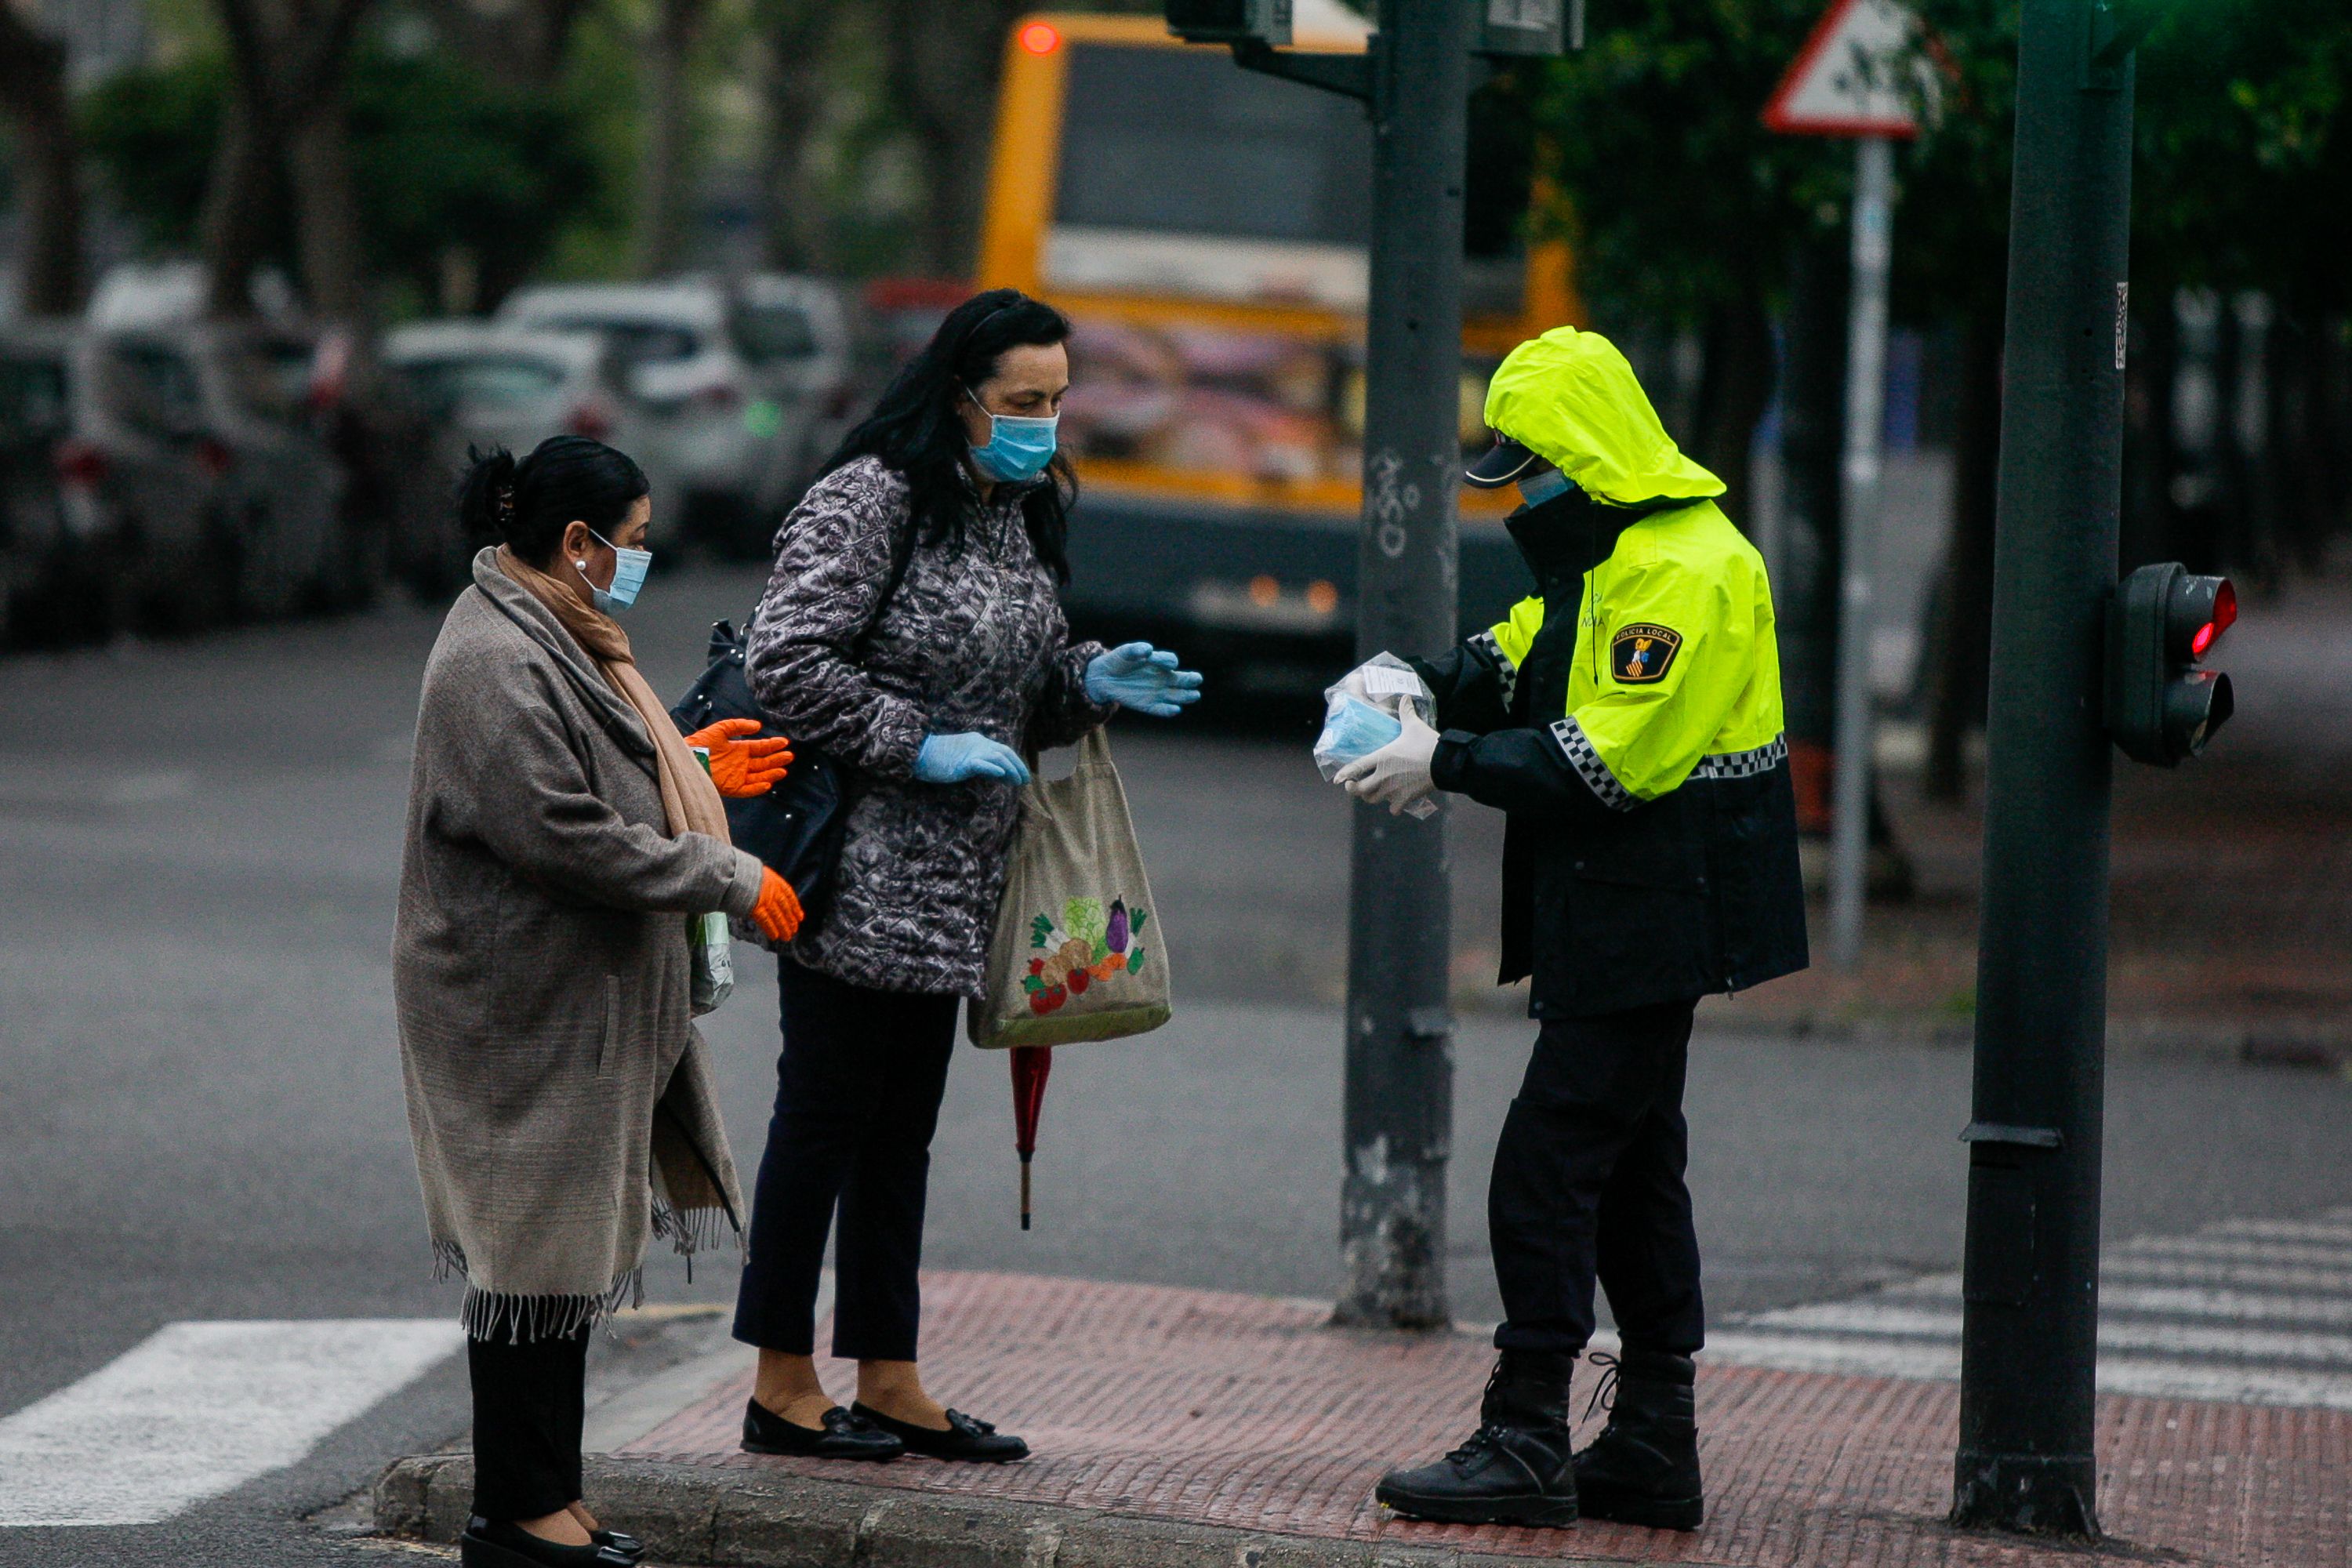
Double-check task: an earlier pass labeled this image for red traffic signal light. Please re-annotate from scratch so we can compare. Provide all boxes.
[2106,562,2237,767]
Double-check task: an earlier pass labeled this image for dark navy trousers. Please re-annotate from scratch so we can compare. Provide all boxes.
[731,959,960,1362]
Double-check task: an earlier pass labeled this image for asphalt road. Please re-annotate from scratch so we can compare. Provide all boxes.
[3,564,2348,1566]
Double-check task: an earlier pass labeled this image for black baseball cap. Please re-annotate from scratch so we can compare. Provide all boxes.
[1464,434,1549,489]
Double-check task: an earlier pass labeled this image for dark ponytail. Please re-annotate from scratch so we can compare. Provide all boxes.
[456,435,649,566]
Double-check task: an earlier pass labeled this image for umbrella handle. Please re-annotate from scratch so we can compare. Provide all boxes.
[1019,1156,1033,1231]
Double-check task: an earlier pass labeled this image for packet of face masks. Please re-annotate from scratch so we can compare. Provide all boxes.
[1313,652,1439,820]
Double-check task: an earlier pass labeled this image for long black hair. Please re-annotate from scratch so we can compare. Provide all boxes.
[456,435,649,566]
[823,288,1076,583]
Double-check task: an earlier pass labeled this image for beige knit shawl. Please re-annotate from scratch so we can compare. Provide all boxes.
[496,545,731,844]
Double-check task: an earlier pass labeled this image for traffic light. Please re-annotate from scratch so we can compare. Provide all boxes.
[2105,561,2237,766]
[1479,0,1584,56]
[1164,0,1292,46]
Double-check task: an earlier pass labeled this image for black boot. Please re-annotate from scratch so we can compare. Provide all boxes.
[1374,1349,1580,1528]
[1572,1349,1704,1530]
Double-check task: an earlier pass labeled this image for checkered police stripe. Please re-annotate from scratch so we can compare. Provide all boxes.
[1548,717,1635,810]
[1687,733,1789,782]
[1471,630,1519,711]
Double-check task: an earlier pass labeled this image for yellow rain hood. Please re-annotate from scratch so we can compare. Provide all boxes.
[1482,326,1725,507]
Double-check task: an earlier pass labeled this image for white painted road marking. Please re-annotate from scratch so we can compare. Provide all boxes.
[0,1319,459,1527]
[1714,1206,2352,1410]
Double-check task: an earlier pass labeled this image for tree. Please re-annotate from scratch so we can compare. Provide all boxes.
[630,0,710,278]
[877,0,1030,277]
[0,2,85,314]
[204,0,376,321]
[752,0,839,272]
[414,0,590,91]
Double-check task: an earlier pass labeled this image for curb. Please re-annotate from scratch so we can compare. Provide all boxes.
[375,1454,1641,1568]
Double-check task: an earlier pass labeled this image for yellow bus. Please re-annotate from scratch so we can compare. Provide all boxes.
[975,5,1581,679]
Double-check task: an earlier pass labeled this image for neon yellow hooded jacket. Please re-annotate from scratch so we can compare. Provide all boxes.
[1476,327,1785,804]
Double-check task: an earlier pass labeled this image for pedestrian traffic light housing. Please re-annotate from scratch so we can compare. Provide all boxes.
[1164,0,1291,46]
[2105,561,2236,766]
[1479,0,1584,56]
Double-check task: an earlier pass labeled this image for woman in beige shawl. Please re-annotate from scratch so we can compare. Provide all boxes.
[395,437,804,1568]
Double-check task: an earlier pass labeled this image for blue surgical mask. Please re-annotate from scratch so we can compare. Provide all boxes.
[1518,466,1574,508]
[575,529,652,614]
[965,386,1060,483]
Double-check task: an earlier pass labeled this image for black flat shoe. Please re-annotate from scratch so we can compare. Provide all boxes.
[741,1396,904,1461]
[590,1529,644,1563]
[460,1517,634,1568]
[850,1402,1030,1462]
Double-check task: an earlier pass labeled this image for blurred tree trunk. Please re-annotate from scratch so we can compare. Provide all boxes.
[418,0,586,89]
[1922,307,2002,803]
[1688,285,1773,527]
[755,0,836,273]
[631,0,709,278]
[1776,234,1846,833]
[881,0,1025,276]
[288,87,365,323]
[205,0,375,320]
[0,5,85,316]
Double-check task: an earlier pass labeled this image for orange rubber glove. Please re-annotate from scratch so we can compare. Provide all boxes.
[750,868,803,943]
[684,717,794,799]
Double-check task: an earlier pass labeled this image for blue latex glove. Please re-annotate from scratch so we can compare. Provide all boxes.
[914,732,1033,786]
[1085,642,1205,717]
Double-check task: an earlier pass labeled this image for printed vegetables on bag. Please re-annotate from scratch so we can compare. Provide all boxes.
[1022,894,1149,1014]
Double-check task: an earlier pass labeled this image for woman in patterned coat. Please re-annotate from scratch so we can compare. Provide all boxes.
[730,289,1202,1462]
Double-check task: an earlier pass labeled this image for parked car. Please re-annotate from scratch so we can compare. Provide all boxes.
[382,321,662,575]
[0,320,237,641]
[495,277,849,556]
[126,320,349,620]
[738,273,858,528]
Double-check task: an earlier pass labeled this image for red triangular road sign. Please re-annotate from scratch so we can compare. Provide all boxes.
[1764,0,1940,140]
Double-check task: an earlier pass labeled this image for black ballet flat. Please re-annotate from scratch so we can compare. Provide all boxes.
[850,1402,1030,1463]
[459,1516,634,1568]
[740,1396,905,1461]
[590,1528,644,1563]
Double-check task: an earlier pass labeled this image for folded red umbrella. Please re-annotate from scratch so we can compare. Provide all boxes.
[1011,1045,1053,1229]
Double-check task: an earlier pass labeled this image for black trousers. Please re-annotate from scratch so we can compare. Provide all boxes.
[1489,996,1705,1357]
[732,959,960,1362]
[469,1325,590,1522]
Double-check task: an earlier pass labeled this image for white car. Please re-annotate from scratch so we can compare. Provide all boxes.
[495,278,858,556]
[494,282,772,547]
[382,322,670,564]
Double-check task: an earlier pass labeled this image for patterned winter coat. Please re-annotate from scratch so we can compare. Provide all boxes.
[745,456,1115,997]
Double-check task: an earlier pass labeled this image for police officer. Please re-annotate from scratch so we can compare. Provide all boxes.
[1338,326,1806,1530]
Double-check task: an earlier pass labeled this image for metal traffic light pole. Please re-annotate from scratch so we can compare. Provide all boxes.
[1952,0,2165,1537]
[1335,0,1473,1329]
[1171,0,1566,1328]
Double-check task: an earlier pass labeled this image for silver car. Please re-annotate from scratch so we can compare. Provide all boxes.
[383,321,666,562]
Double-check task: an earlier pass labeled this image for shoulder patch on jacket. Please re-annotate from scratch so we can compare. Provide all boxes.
[1610,623,1682,684]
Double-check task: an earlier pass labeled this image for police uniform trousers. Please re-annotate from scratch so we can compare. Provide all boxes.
[1489,996,1705,1356]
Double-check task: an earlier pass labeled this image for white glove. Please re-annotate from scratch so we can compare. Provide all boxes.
[1334,706,1440,814]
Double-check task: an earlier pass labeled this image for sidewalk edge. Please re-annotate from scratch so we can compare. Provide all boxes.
[375,1454,1645,1568]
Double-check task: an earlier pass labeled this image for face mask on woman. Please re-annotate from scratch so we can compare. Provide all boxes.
[575,528,652,613]
[964,385,1060,483]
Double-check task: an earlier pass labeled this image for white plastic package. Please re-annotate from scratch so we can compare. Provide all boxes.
[1313,652,1439,820]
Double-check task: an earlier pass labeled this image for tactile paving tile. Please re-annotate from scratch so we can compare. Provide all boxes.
[622,1271,2347,1566]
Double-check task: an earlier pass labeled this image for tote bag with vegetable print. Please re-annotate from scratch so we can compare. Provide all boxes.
[970,728,1172,1050]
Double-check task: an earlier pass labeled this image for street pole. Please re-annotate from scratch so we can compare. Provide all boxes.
[1826,135,1895,971]
[1951,0,2143,1536]
[1335,0,1471,1330]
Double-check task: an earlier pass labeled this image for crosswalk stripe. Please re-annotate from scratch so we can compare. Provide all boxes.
[1745,1300,2352,1366]
[1715,1209,2352,1411]
[2115,1237,2352,1269]
[0,1319,459,1527]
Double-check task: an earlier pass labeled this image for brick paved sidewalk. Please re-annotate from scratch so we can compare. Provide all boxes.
[374,1269,2346,1567]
